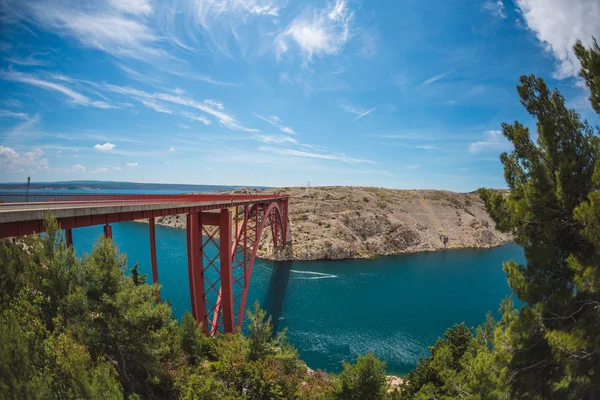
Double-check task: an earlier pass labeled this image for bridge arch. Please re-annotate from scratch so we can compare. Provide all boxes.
[232,201,286,329]
[200,198,289,335]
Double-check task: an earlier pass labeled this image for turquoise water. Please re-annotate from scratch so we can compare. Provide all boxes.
[72,222,524,375]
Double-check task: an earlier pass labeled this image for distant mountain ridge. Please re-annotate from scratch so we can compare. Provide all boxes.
[0,180,270,192]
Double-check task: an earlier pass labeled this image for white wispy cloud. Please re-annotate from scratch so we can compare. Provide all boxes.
[109,0,153,16]
[1,99,23,108]
[275,0,353,64]
[104,84,257,131]
[349,108,376,122]
[514,0,600,79]
[280,70,350,96]
[5,0,166,61]
[415,145,442,150]
[340,104,376,122]
[169,147,175,152]
[2,69,88,103]
[92,167,109,173]
[115,63,162,86]
[56,133,141,144]
[258,146,376,164]
[64,164,86,172]
[90,100,118,109]
[126,162,138,167]
[181,0,281,56]
[340,104,363,114]
[254,114,297,134]
[94,142,115,151]
[377,132,439,141]
[4,114,41,142]
[164,69,240,87]
[4,54,51,66]
[193,0,280,27]
[113,166,122,170]
[0,110,29,119]
[468,130,511,153]
[0,146,49,171]
[141,99,173,114]
[482,1,506,18]
[204,99,224,110]
[254,134,298,144]
[1,70,115,108]
[187,114,211,125]
[40,144,81,152]
[382,142,448,152]
[406,164,421,170]
[416,72,450,88]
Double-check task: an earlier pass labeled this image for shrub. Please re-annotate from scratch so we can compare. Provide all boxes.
[335,353,388,400]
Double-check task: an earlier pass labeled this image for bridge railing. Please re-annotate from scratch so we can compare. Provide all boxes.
[0,192,287,204]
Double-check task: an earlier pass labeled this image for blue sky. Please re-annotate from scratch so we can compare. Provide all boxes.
[0,0,599,191]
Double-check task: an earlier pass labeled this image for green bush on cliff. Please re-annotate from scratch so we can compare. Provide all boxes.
[334,353,388,400]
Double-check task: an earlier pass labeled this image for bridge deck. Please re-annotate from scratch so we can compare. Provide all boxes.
[0,194,287,238]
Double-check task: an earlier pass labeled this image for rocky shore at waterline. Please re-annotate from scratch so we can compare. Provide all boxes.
[139,186,510,261]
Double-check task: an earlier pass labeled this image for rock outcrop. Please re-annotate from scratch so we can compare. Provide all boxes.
[146,186,510,261]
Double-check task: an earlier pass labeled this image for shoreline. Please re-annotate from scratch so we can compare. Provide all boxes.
[134,186,510,261]
[133,218,507,261]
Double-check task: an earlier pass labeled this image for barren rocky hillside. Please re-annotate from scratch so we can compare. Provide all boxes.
[149,186,510,261]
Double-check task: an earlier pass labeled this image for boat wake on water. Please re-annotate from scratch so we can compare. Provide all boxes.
[289,270,338,280]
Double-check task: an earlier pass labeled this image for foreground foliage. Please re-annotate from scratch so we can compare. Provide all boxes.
[0,217,395,399]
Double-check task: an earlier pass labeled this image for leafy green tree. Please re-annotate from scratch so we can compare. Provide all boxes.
[247,301,275,361]
[44,330,123,400]
[72,237,179,398]
[0,238,36,307]
[0,216,180,398]
[180,311,214,365]
[130,262,146,286]
[0,310,48,399]
[178,370,239,400]
[479,39,600,398]
[0,217,125,400]
[212,332,249,392]
[335,353,388,400]
[400,324,475,399]
[575,38,600,114]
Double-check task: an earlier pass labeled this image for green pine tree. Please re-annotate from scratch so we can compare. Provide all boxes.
[335,353,388,400]
[247,301,275,361]
[130,262,146,286]
[479,38,600,398]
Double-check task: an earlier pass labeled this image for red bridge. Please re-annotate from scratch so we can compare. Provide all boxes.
[0,193,289,335]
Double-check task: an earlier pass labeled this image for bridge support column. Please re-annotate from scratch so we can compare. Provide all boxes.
[187,211,209,334]
[219,209,235,333]
[148,217,160,302]
[283,198,289,244]
[65,228,73,248]
[104,224,112,239]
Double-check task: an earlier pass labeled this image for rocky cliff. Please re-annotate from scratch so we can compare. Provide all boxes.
[147,186,510,261]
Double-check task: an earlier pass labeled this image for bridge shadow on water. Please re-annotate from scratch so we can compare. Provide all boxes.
[263,261,293,332]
